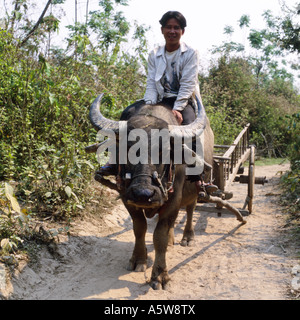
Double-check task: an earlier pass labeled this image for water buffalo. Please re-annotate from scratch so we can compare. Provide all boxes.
[88,94,243,290]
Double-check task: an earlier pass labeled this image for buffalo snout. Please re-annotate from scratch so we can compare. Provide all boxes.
[132,188,155,202]
[126,183,164,208]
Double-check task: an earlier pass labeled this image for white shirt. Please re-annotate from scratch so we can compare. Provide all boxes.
[161,49,180,98]
[143,42,202,112]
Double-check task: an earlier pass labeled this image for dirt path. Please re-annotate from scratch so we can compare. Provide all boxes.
[3,163,299,300]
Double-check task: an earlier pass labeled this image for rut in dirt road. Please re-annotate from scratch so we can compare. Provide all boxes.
[2,163,299,300]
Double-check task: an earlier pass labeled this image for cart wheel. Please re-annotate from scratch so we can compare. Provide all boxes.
[247,145,255,213]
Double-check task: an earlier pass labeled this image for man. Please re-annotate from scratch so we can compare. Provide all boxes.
[143,11,200,127]
[121,11,201,126]
[99,11,217,195]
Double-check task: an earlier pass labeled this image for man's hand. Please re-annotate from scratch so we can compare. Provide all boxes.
[172,110,183,125]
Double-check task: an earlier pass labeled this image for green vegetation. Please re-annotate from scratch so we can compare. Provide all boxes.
[280,112,300,235]
[252,158,289,166]
[0,0,299,259]
[0,0,148,258]
[202,4,300,238]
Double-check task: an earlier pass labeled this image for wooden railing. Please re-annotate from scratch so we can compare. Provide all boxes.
[213,124,251,191]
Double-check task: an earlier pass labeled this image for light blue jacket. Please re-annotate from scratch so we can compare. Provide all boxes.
[143,42,202,112]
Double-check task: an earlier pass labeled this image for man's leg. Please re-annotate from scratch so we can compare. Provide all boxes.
[181,104,217,195]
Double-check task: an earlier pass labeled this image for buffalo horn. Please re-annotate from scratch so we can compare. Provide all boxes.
[89,93,120,134]
[168,96,207,139]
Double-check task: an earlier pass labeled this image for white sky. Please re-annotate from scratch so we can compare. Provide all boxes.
[2,0,297,57]
[121,0,293,53]
[1,0,298,80]
[58,0,298,56]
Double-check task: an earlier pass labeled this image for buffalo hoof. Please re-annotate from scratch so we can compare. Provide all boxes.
[150,279,171,290]
[150,281,162,290]
[180,230,195,247]
[150,269,170,290]
[135,263,147,272]
[127,261,147,272]
[180,238,195,247]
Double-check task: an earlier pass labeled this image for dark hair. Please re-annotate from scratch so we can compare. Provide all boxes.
[159,11,187,30]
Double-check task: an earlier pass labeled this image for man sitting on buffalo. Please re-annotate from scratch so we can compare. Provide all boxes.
[145,11,199,127]
[100,11,217,195]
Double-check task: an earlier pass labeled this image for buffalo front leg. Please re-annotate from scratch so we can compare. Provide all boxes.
[127,208,147,272]
[151,216,176,290]
[180,200,196,247]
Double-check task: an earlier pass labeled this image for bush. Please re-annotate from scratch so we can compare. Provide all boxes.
[0,27,146,219]
[280,112,300,216]
[200,55,299,155]
[0,183,28,255]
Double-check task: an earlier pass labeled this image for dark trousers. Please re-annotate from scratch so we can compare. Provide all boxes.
[160,97,196,125]
[160,98,200,181]
[120,98,195,124]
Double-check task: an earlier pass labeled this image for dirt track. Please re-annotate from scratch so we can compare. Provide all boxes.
[2,163,299,300]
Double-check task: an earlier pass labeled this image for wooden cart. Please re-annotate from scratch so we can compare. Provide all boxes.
[207,123,267,216]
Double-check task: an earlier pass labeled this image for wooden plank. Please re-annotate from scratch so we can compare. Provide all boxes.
[232,123,250,146]
[218,161,225,191]
[222,123,250,159]
[225,148,251,188]
[214,144,231,149]
[213,155,231,161]
[197,204,250,217]
[223,144,237,159]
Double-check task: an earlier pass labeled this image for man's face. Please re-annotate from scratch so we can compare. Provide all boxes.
[161,18,185,50]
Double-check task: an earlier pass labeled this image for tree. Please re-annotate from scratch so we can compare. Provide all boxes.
[2,0,63,53]
[18,0,53,47]
[247,4,300,80]
[274,1,300,53]
[0,0,150,218]
[212,2,299,84]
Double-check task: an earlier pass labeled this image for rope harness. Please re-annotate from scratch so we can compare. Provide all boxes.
[117,163,176,201]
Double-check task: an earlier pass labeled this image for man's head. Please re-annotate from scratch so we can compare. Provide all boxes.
[159,11,187,30]
[159,11,186,51]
